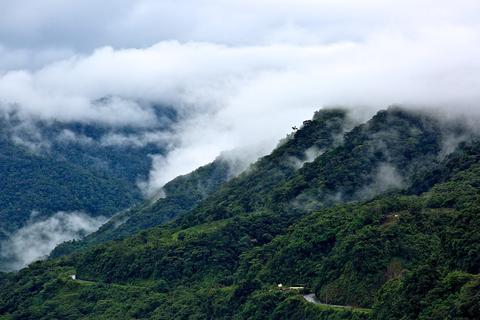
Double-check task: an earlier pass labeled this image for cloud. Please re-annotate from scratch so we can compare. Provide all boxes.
[56,129,94,145]
[1,2,480,194]
[1,1,479,55]
[0,211,106,271]
[287,146,325,170]
[356,163,406,200]
[99,131,171,148]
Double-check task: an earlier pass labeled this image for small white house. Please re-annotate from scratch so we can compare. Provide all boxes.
[71,274,76,280]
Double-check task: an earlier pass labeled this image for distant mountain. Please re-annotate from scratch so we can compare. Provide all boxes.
[1,107,479,320]
[0,105,176,270]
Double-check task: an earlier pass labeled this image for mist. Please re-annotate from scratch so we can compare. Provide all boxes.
[1,1,480,195]
[356,163,406,200]
[0,212,106,271]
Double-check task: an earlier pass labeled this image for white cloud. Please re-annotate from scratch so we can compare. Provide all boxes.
[1,2,480,193]
[356,163,406,200]
[0,211,106,271]
[99,131,171,148]
[56,129,94,145]
[288,146,325,170]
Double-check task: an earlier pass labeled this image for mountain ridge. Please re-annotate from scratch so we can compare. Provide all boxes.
[1,106,479,319]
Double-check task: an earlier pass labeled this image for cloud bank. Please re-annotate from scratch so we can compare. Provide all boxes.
[1,1,480,194]
[0,211,106,271]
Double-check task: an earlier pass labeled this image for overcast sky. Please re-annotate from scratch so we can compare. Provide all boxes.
[1,0,479,68]
[1,0,480,191]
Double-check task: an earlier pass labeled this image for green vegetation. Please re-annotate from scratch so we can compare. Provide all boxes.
[0,109,175,269]
[51,159,233,257]
[0,137,140,237]
[1,107,479,319]
[53,109,351,257]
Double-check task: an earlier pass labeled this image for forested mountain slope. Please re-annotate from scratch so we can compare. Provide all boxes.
[174,107,463,228]
[0,137,139,238]
[1,107,479,320]
[51,158,234,257]
[50,109,351,257]
[0,106,174,270]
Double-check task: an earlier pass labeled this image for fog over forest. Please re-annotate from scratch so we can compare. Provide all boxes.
[1,0,480,272]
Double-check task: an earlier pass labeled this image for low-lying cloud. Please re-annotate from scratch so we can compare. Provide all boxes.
[0,211,106,271]
[356,163,406,200]
[287,146,325,170]
[1,2,480,195]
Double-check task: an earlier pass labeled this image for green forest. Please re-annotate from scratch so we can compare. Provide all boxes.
[0,109,175,269]
[1,107,479,319]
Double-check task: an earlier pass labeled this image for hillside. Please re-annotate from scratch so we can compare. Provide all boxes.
[50,109,351,257]
[50,158,234,257]
[0,106,174,270]
[0,107,479,319]
[0,137,140,239]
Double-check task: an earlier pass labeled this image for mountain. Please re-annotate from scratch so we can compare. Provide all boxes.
[0,105,175,270]
[0,107,479,319]
[50,109,351,257]
[50,158,234,257]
